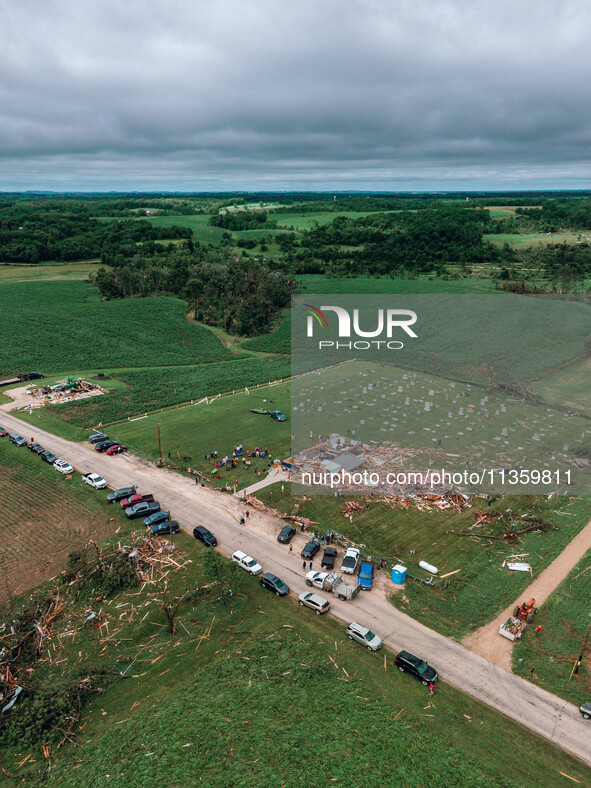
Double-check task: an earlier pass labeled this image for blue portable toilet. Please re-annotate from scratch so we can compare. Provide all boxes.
[391,564,407,584]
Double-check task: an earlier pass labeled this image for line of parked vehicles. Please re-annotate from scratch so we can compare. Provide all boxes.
[1,427,438,687]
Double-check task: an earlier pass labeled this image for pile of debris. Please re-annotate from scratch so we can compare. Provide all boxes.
[121,536,192,585]
[24,377,106,409]
[245,495,319,531]
[379,491,471,513]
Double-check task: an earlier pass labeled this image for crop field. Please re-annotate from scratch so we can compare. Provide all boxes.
[296,273,498,294]
[2,535,588,787]
[513,548,591,704]
[0,281,231,378]
[12,357,291,434]
[255,483,591,639]
[0,441,127,599]
[272,209,379,230]
[112,385,292,489]
[241,310,291,354]
[143,213,228,245]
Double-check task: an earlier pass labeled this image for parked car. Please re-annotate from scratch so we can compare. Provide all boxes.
[395,650,438,685]
[106,486,137,504]
[0,428,8,437]
[53,459,73,475]
[260,572,289,596]
[580,702,591,720]
[301,540,321,560]
[151,520,180,536]
[268,410,286,421]
[298,592,330,615]
[82,473,108,490]
[231,550,262,575]
[346,622,382,651]
[305,571,330,589]
[88,432,108,444]
[120,493,154,508]
[40,450,58,464]
[277,525,296,543]
[358,561,374,590]
[9,433,27,447]
[106,444,127,455]
[95,440,119,452]
[321,547,338,570]
[125,501,161,519]
[17,371,44,381]
[341,547,360,575]
[144,511,172,527]
[193,525,218,547]
[29,442,44,453]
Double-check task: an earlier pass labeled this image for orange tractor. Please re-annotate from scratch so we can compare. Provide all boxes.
[513,598,538,623]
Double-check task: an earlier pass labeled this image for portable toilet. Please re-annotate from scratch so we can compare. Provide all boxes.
[391,564,407,584]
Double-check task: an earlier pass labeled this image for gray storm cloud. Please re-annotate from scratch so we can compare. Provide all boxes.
[0,0,590,189]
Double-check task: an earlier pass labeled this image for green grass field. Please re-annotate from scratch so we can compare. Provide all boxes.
[0,281,231,378]
[484,232,584,247]
[110,385,292,488]
[513,548,591,704]
[531,356,591,415]
[0,260,103,282]
[296,274,498,294]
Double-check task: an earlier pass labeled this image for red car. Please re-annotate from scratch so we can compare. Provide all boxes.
[120,492,154,508]
[106,444,127,455]
[0,428,8,437]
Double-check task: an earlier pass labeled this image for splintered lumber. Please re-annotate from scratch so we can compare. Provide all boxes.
[439,569,462,579]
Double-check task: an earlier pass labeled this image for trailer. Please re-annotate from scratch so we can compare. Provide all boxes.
[499,616,527,641]
[324,572,361,601]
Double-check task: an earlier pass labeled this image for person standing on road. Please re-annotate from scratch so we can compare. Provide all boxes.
[289,545,293,555]
[302,560,306,570]
[309,561,313,570]
[245,510,249,519]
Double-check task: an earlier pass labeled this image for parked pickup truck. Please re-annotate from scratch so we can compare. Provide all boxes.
[82,473,107,490]
[305,571,361,601]
[341,547,360,575]
[120,493,154,508]
[231,550,262,575]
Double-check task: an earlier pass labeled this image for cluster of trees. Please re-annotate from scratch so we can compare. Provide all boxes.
[209,210,275,231]
[92,245,293,336]
[0,201,191,264]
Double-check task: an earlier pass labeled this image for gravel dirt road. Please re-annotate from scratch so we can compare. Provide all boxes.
[2,409,591,768]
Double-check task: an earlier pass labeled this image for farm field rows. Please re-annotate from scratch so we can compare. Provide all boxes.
[0,442,127,598]
[0,281,231,378]
[0,260,102,282]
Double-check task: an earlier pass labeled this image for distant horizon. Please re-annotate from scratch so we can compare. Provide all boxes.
[2,188,591,196]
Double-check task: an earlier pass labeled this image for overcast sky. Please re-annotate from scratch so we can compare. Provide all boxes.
[1,0,590,191]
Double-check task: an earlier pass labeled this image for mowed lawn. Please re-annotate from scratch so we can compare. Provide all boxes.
[0,280,231,377]
[484,231,585,247]
[0,260,103,282]
[255,483,591,639]
[112,386,293,488]
[513,548,591,704]
[0,440,128,598]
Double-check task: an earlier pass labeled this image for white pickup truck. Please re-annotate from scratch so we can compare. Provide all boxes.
[341,547,360,575]
[82,472,108,490]
[231,550,262,575]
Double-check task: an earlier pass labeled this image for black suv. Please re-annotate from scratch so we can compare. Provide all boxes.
[151,520,180,536]
[95,440,118,452]
[301,540,321,560]
[277,525,296,543]
[395,650,438,685]
[260,572,289,596]
[88,432,108,444]
[193,525,218,547]
[29,443,44,453]
[40,450,58,464]
[321,547,338,570]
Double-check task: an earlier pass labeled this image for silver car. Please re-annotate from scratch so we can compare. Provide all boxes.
[346,621,383,651]
[298,591,330,615]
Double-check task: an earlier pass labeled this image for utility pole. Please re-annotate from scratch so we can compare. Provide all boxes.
[157,423,162,466]
[573,615,591,676]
